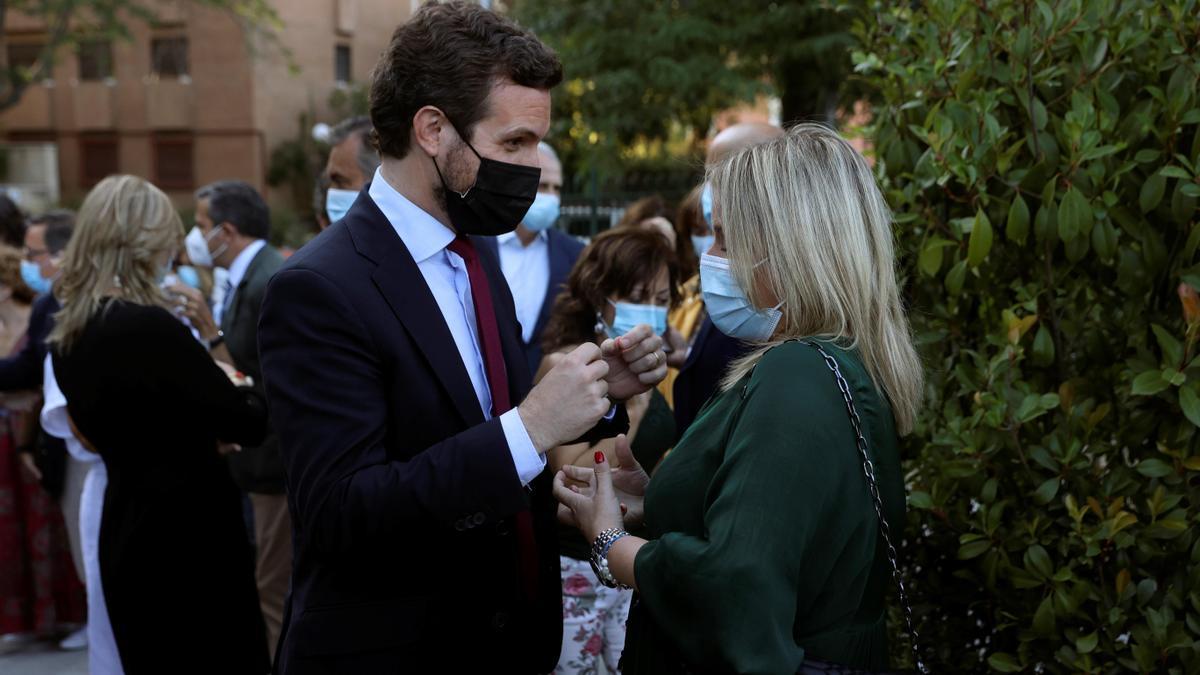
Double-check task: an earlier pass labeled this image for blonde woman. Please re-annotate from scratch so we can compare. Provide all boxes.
[555,125,924,674]
[48,175,270,674]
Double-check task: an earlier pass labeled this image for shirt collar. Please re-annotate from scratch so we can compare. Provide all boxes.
[226,238,266,288]
[367,166,455,264]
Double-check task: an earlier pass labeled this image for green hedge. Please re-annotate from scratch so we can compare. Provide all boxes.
[853,0,1200,671]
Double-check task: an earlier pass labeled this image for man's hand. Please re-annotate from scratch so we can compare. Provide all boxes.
[519,343,611,453]
[600,324,667,401]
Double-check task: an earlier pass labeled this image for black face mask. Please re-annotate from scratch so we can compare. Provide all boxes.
[433,127,541,237]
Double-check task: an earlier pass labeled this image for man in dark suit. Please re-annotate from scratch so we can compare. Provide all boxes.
[2,210,74,492]
[257,4,668,674]
[480,141,584,378]
[176,180,288,654]
[673,122,783,439]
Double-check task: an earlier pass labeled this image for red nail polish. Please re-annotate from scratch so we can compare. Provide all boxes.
[594,451,605,464]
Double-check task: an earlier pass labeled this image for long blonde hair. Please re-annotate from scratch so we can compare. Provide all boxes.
[714,124,923,434]
[49,175,184,352]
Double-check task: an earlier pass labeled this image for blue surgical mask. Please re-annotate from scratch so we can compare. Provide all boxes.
[699,253,782,341]
[601,299,668,339]
[691,234,715,257]
[521,192,561,232]
[325,188,358,224]
[176,264,202,290]
[20,259,52,296]
[700,182,714,227]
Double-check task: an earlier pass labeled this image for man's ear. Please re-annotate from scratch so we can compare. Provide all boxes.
[412,106,447,158]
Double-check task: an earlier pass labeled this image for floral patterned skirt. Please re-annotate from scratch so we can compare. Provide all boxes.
[0,417,86,635]
[556,555,634,675]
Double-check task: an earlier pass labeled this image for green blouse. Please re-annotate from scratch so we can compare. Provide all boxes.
[622,340,906,674]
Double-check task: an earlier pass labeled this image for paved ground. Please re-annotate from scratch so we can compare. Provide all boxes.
[0,643,87,675]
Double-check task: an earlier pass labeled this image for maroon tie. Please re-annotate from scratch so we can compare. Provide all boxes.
[445,236,538,601]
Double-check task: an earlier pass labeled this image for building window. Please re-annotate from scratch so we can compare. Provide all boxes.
[335,44,351,83]
[151,37,189,78]
[7,40,47,83]
[153,133,194,189]
[80,133,119,188]
[78,41,114,81]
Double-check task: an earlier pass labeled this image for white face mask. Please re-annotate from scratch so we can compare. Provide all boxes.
[185,226,211,267]
[699,253,783,342]
[186,225,226,268]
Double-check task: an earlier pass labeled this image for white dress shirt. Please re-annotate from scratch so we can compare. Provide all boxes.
[497,230,550,345]
[368,168,544,485]
[212,238,266,326]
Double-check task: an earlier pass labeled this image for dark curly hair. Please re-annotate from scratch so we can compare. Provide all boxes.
[369,1,562,159]
[542,228,681,355]
[0,244,36,305]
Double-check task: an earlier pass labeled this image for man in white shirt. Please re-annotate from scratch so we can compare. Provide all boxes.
[482,142,584,377]
[187,180,290,654]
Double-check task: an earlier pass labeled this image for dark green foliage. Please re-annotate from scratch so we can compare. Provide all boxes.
[855,0,1200,671]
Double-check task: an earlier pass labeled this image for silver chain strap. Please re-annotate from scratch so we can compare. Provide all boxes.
[806,341,928,674]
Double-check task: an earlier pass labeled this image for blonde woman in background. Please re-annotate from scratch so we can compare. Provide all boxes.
[48,175,270,674]
[556,124,925,674]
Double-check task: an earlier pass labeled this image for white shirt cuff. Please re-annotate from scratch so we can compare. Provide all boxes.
[500,408,546,487]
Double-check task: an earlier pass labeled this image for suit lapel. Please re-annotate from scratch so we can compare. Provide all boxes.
[679,315,714,375]
[346,190,485,428]
[533,232,569,343]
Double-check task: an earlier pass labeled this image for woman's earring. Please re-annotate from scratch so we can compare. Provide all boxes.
[594,312,607,336]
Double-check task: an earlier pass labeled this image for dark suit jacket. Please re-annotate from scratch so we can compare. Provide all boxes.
[258,188,626,674]
[0,293,68,498]
[672,316,753,442]
[479,228,585,379]
[223,243,286,494]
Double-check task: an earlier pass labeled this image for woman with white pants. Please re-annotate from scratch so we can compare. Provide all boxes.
[42,354,123,674]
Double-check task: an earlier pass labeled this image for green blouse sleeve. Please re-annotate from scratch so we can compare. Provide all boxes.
[633,343,880,674]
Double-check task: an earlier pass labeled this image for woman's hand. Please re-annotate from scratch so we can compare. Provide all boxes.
[167,282,219,342]
[555,434,650,535]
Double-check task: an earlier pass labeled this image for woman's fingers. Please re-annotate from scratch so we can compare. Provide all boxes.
[552,469,587,511]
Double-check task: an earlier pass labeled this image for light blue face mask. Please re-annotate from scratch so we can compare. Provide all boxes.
[601,299,668,339]
[699,253,782,342]
[176,264,202,290]
[691,234,715,256]
[700,182,714,227]
[521,191,561,232]
[325,188,358,224]
[20,259,52,296]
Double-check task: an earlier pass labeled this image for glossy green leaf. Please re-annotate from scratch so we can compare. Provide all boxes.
[1136,459,1173,478]
[1131,370,1169,395]
[1140,174,1166,212]
[1058,187,1092,241]
[968,209,994,266]
[1006,194,1030,244]
[988,653,1022,672]
[1180,385,1200,428]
